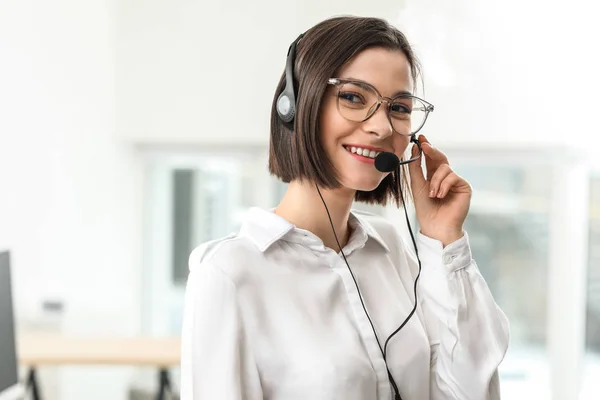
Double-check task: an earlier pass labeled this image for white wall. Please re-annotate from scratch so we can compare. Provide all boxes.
[117,0,421,145]
[0,1,143,399]
[118,0,600,156]
[400,0,599,154]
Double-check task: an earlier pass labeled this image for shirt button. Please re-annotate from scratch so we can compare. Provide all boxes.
[443,254,454,264]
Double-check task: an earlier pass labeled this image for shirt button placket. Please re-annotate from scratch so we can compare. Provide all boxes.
[330,253,391,400]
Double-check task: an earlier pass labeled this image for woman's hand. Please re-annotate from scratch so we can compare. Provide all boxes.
[407,135,472,247]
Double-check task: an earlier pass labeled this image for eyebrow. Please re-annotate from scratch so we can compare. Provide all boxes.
[344,76,413,97]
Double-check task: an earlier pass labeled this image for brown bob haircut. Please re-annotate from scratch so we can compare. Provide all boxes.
[269,16,422,207]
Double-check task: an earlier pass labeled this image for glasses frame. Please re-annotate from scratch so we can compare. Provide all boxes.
[327,78,435,136]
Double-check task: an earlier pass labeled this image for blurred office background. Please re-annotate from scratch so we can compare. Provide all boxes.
[0,0,599,399]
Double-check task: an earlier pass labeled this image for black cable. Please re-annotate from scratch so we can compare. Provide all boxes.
[315,183,420,400]
[383,180,422,360]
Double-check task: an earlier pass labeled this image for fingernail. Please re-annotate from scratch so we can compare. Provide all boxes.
[430,189,436,197]
[437,190,444,198]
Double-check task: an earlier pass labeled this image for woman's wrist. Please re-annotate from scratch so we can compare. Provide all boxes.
[420,227,464,248]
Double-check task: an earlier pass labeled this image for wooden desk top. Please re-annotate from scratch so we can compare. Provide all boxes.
[17,335,181,367]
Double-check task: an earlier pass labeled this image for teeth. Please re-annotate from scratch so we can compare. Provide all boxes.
[345,146,381,159]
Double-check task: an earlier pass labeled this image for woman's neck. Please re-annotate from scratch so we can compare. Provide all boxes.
[275,180,355,252]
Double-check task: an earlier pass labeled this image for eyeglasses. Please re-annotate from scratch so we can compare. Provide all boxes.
[327,78,434,136]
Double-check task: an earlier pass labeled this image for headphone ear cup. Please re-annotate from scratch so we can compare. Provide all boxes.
[277,91,295,123]
[277,33,304,129]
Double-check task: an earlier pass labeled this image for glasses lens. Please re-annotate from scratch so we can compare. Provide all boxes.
[390,96,429,136]
[336,82,379,122]
[335,82,430,136]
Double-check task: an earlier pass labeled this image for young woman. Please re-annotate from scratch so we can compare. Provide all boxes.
[181,16,509,400]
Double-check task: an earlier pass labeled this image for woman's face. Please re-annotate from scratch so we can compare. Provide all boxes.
[319,47,413,192]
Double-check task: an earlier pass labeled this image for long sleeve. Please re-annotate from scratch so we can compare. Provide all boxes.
[412,231,510,400]
[180,252,263,400]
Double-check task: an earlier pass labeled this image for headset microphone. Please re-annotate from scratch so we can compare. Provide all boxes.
[374,152,400,173]
[374,136,423,172]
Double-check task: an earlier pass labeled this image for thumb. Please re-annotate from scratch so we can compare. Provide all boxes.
[407,143,427,197]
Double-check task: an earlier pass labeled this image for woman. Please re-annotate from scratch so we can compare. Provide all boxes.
[181,16,509,400]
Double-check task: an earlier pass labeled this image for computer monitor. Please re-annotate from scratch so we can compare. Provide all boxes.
[0,251,18,394]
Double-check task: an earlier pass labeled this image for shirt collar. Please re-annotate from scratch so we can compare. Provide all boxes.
[239,207,390,253]
[352,211,391,253]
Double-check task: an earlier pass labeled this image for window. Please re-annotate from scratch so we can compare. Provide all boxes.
[583,173,600,398]
[458,165,551,349]
[141,147,270,336]
[586,175,600,353]
[443,161,553,398]
[172,169,194,284]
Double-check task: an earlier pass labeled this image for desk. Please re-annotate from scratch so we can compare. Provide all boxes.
[18,335,180,400]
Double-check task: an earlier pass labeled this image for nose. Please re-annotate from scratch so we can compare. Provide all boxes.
[362,101,393,139]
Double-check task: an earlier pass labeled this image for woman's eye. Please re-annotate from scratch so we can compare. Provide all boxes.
[338,92,364,104]
[390,103,411,114]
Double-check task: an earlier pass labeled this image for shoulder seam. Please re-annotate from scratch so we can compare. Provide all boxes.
[201,235,247,264]
[196,254,238,290]
[188,239,240,291]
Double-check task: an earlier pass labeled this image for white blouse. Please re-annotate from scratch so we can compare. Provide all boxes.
[180,207,509,400]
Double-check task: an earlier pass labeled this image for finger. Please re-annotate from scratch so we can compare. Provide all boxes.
[420,143,449,183]
[428,164,453,198]
[407,143,427,196]
[437,173,463,198]
[418,134,434,159]
[421,141,449,164]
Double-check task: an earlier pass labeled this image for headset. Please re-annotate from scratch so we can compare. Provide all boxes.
[276,33,304,130]
[276,33,424,400]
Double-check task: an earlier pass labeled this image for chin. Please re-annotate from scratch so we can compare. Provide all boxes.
[343,176,385,193]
